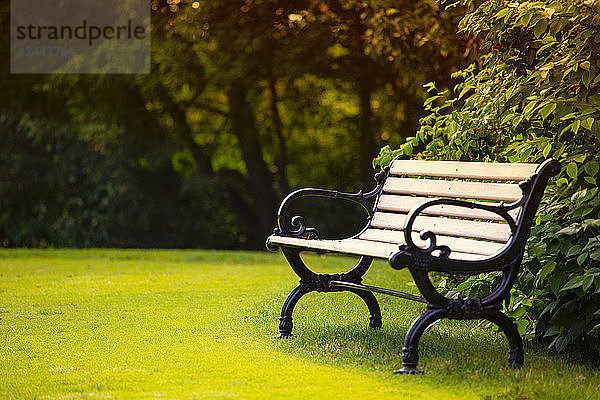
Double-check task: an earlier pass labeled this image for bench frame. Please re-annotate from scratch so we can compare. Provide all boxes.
[267,157,560,373]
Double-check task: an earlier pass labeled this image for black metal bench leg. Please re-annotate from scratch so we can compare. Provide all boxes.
[278,283,314,337]
[394,308,446,374]
[483,309,524,368]
[347,289,382,328]
[343,256,381,328]
[278,250,381,335]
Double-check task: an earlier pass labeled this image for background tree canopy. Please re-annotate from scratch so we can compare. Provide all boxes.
[374,0,600,358]
[0,0,472,248]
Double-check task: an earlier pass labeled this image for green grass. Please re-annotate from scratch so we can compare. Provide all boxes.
[0,249,598,399]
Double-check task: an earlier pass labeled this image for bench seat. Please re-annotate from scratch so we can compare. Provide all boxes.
[268,234,496,261]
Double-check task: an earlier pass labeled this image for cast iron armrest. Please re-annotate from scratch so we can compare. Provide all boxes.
[391,197,522,274]
[271,168,389,241]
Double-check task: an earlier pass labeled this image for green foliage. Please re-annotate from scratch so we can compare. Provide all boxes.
[375,0,600,356]
[1,0,474,248]
[0,113,238,248]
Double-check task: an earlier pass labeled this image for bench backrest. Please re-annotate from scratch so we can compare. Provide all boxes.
[359,160,543,259]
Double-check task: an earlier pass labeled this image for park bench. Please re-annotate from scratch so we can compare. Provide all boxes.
[266,157,560,374]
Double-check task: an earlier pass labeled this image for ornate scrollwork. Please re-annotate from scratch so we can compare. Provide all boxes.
[399,196,521,264]
[396,229,452,270]
[299,272,362,293]
[272,166,390,239]
[447,298,484,320]
[273,216,319,239]
[314,273,343,292]
[412,230,452,257]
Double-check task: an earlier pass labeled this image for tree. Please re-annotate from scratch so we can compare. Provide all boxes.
[0,0,471,248]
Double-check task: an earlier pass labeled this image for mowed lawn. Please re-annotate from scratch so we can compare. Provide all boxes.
[0,250,598,399]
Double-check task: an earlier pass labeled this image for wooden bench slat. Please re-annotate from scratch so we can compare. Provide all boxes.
[269,235,395,258]
[377,195,521,221]
[383,177,523,203]
[267,235,487,261]
[390,160,538,181]
[370,212,511,242]
[358,228,506,256]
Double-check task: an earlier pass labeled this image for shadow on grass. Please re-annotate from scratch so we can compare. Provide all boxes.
[253,289,600,400]
[261,293,501,370]
[273,320,512,374]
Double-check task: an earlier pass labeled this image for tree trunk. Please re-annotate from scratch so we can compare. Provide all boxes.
[157,82,273,248]
[268,77,289,196]
[357,77,379,187]
[227,80,277,244]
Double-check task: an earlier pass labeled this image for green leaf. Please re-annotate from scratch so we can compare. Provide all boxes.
[544,325,561,337]
[571,119,581,135]
[424,95,439,107]
[581,118,594,131]
[556,177,568,186]
[553,334,570,353]
[494,8,510,20]
[562,275,584,291]
[513,115,523,127]
[560,112,577,121]
[534,19,549,38]
[553,143,565,159]
[581,61,591,71]
[538,102,557,120]
[566,162,578,179]
[458,85,473,100]
[523,101,537,120]
[582,108,596,116]
[543,142,552,158]
[514,319,529,336]
[583,70,592,88]
[566,245,583,257]
[515,9,535,27]
[577,252,588,266]
[505,85,519,102]
[590,248,600,261]
[583,275,595,292]
[584,161,599,177]
[571,188,596,203]
[549,274,563,296]
[423,82,437,92]
[592,121,600,140]
[575,205,595,218]
[501,112,515,125]
[558,224,580,235]
[537,43,556,56]
[538,260,556,283]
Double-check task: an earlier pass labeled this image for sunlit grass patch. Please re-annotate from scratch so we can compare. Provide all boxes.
[0,249,598,399]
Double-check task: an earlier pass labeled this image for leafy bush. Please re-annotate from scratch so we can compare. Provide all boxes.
[0,113,239,248]
[375,0,600,356]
